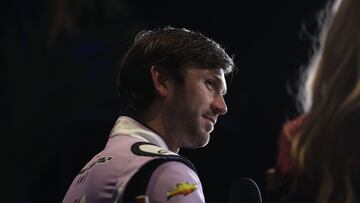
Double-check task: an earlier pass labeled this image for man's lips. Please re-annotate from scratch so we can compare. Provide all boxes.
[203,116,216,125]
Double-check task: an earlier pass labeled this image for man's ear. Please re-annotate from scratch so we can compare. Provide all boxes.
[150,65,172,97]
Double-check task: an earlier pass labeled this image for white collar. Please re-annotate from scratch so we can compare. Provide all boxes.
[109,116,169,150]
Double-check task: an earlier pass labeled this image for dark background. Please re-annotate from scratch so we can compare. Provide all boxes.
[2,0,328,202]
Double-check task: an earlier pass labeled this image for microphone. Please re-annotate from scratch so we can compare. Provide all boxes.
[229,178,262,203]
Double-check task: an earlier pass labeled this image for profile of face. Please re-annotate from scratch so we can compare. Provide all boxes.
[164,66,228,149]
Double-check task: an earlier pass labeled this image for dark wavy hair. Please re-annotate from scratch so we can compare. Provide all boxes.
[116,26,235,117]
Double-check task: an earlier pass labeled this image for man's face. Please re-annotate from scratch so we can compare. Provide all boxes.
[164,66,228,149]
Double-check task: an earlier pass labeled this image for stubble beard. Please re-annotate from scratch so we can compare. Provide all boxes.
[164,89,210,149]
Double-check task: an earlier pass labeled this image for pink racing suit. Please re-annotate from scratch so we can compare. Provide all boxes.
[62,116,205,203]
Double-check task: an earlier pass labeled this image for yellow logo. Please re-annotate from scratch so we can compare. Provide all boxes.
[166,182,198,200]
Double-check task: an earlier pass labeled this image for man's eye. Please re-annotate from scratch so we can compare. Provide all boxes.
[205,80,216,89]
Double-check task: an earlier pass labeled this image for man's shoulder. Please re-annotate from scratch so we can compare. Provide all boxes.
[123,148,201,203]
[129,141,197,176]
[103,139,196,179]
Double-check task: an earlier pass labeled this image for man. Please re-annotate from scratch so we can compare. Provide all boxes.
[62,26,235,203]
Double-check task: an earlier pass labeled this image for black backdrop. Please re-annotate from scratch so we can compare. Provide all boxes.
[1,0,328,202]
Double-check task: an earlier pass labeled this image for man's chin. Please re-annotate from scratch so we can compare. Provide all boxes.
[198,132,211,147]
[201,138,210,147]
[187,132,210,149]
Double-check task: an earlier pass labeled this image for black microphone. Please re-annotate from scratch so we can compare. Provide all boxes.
[229,178,262,203]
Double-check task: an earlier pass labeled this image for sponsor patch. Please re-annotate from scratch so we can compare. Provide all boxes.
[166,182,198,200]
[131,142,178,157]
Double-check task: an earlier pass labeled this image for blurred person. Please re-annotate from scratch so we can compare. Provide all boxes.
[62,26,235,203]
[269,0,360,202]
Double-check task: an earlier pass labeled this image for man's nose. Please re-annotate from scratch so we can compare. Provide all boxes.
[211,95,228,115]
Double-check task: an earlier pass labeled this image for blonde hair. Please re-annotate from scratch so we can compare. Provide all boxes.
[291,0,360,202]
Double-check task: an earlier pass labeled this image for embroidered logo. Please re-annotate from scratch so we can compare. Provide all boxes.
[166,182,198,200]
[79,156,112,175]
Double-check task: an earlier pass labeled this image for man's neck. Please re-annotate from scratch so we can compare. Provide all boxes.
[143,104,179,153]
